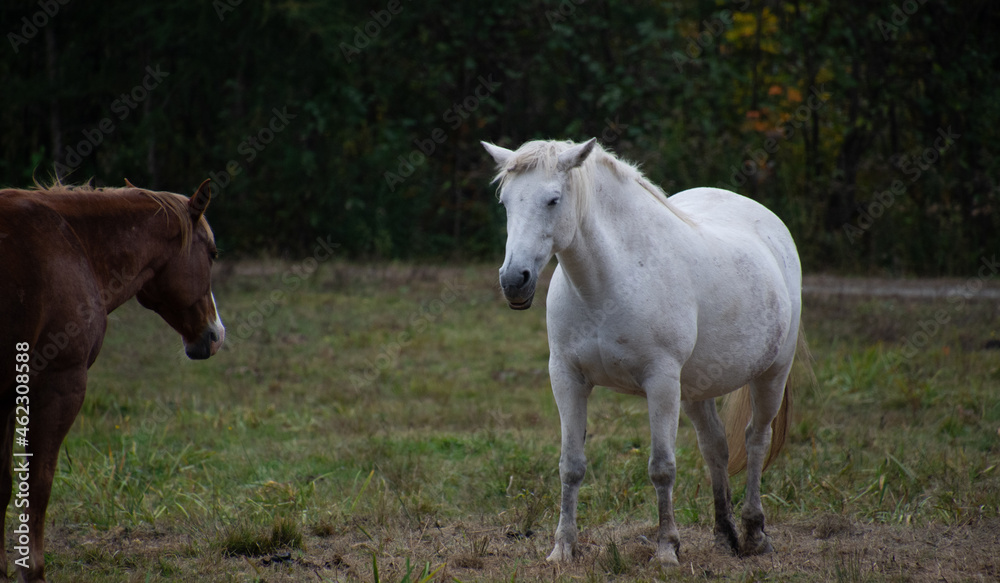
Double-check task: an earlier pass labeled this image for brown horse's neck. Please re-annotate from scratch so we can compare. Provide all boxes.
[42,189,186,313]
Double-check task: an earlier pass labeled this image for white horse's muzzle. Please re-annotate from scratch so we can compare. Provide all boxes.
[500,267,536,310]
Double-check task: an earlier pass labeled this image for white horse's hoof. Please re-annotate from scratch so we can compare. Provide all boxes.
[546,542,575,563]
[740,533,773,557]
[654,546,679,566]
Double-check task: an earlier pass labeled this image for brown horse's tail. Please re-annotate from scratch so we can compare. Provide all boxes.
[723,324,811,476]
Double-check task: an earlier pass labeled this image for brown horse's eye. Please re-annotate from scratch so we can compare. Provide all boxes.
[210,249,219,260]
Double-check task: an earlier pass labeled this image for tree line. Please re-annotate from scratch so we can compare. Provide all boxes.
[2,0,997,275]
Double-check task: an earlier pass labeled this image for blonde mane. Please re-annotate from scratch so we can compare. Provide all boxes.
[491,140,695,226]
[30,181,205,253]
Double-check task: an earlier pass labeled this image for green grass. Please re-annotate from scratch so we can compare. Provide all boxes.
[218,515,303,557]
[26,262,1000,581]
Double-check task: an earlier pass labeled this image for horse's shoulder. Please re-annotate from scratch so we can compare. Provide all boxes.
[0,190,92,271]
[0,191,105,347]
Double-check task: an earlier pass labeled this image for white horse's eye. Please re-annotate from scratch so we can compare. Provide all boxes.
[547,197,560,207]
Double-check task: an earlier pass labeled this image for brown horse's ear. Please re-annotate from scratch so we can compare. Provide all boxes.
[188,179,212,221]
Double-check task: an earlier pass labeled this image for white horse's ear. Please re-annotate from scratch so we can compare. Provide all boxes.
[557,138,597,172]
[482,141,514,168]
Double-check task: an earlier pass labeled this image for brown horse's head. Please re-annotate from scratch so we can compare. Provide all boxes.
[136,180,225,359]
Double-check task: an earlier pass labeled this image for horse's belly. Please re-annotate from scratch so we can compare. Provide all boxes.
[562,333,782,400]
[679,348,769,400]
[679,313,790,399]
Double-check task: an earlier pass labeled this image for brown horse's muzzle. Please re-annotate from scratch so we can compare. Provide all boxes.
[185,325,224,359]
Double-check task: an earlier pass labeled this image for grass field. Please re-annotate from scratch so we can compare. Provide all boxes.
[31,261,1000,582]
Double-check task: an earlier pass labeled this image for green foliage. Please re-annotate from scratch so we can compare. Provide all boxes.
[2,1,997,273]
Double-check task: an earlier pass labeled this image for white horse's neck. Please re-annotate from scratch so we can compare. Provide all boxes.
[555,164,692,301]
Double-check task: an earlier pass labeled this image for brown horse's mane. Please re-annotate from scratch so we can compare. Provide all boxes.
[25,179,203,252]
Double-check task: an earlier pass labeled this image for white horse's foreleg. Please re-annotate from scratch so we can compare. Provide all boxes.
[546,367,592,563]
[682,398,739,554]
[646,377,682,566]
[740,374,786,556]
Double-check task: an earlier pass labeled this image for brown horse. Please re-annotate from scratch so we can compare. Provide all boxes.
[0,180,224,582]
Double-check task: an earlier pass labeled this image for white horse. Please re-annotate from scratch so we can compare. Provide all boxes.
[482,138,801,565]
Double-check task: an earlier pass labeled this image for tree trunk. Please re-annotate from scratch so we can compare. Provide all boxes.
[45,27,63,178]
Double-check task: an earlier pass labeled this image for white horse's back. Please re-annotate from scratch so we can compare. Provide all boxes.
[669,187,801,294]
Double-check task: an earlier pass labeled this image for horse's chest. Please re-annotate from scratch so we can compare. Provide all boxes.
[571,333,653,394]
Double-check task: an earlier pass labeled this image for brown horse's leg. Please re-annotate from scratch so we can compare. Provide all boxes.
[19,369,87,583]
[0,409,14,583]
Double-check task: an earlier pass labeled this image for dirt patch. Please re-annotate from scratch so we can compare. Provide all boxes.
[810,513,856,540]
[803,274,1000,300]
[45,517,1000,582]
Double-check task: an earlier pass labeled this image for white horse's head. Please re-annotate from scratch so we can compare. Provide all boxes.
[482,138,597,310]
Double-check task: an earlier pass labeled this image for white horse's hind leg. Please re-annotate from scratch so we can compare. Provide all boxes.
[682,398,739,555]
[739,370,789,556]
[546,365,592,563]
[646,376,683,566]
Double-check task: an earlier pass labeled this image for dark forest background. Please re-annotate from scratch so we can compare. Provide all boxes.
[2,0,998,275]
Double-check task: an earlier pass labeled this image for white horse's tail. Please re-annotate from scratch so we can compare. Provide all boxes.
[723,324,811,476]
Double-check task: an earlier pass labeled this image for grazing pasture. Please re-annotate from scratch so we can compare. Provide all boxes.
[34,262,1000,582]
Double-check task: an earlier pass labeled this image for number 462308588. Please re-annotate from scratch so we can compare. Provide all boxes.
[14,342,30,441]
